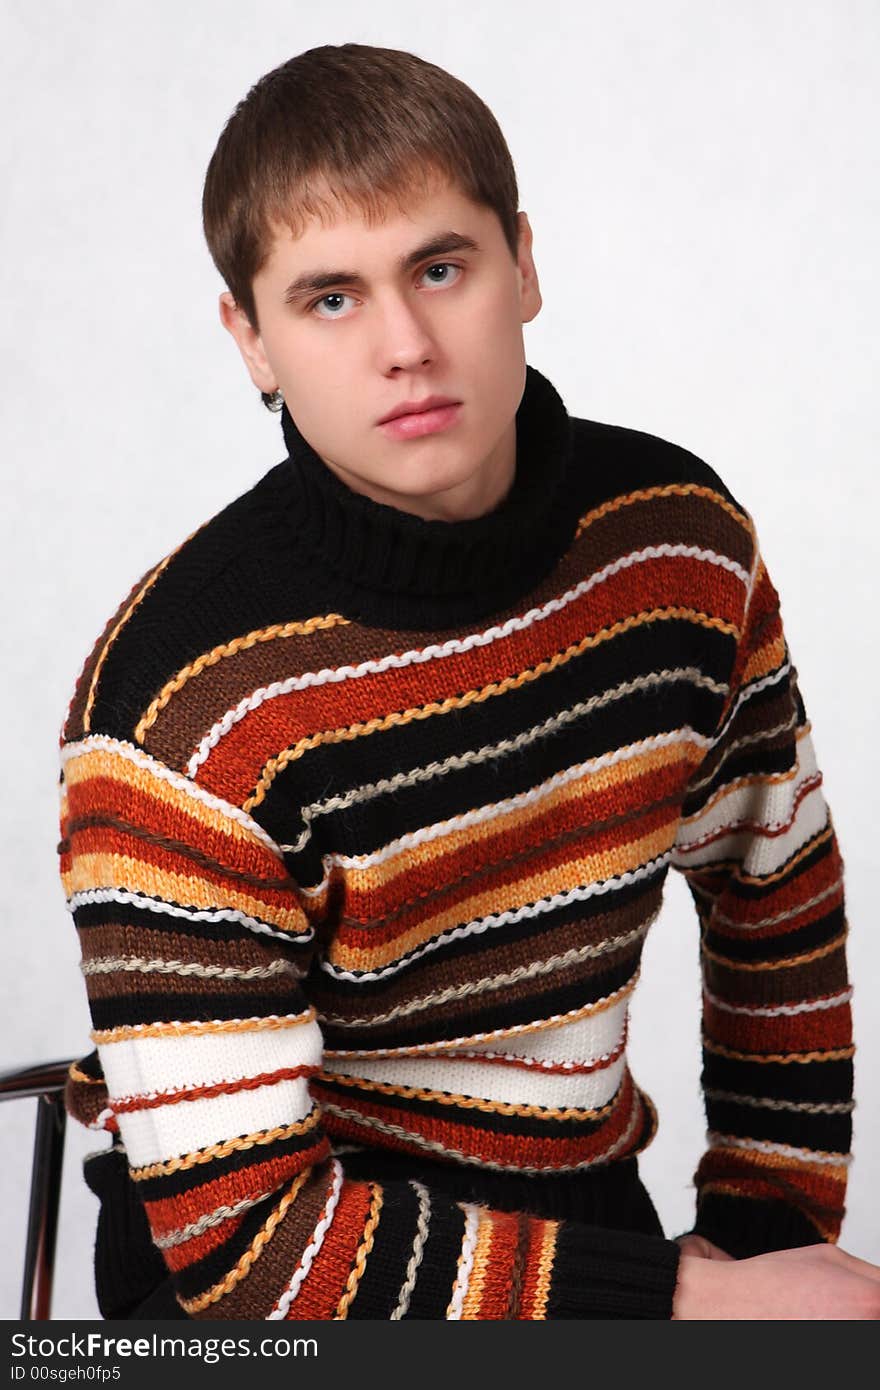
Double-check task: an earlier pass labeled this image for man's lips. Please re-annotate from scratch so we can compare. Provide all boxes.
[378,402,462,440]
[377,395,461,425]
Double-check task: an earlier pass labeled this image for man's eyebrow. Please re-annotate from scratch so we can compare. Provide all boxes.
[282,232,481,305]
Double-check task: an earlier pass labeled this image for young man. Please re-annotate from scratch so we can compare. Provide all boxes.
[59,43,879,1320]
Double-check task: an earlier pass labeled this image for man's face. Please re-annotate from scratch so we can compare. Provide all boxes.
[220,175,542,521]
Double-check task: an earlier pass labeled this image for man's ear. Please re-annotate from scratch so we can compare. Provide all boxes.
[515,212,542,325]
[218,292,279,394]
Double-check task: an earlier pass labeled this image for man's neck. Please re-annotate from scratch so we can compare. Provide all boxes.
[314,417,517,523]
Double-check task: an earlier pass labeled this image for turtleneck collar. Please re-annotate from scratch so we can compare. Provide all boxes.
[277,363,579,630]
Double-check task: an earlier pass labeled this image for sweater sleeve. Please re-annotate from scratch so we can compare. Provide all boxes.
[60,733,683,1319]
[670,540,854,1258]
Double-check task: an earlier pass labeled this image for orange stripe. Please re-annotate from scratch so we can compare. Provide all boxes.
[334,756,691,935]
[323,820,673,973]
[702,998,852,1054]
[62,770,288,878]
[463,1210,521,1319]
[518,1219,559,1319]
[143,1149,322,1239]
[316,1068,641,1169]
[285,1178,375,1320]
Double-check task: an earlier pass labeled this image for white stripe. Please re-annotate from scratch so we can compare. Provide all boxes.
[187,544,747,777]
[66,887,312,947]
[391,1182,431,1320]
[81,956,298,982]
[328,1050,627,1111]
[677,769,824,852]
[461,997,629,1064]
[446,1205,481,1319]
[98,1017,323,1098]
[700,783,828,878]
[269,1161,344,1319]
[706,1132,852,1167]
[112,1079,316,1168]
[61,735,282,855]
[702,986,852,1018]
[672,783,829,877]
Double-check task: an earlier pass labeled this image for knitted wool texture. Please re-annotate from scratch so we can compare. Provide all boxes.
[59,365,853,1319]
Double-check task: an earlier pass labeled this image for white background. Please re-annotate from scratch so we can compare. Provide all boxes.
[1,0,877,1320]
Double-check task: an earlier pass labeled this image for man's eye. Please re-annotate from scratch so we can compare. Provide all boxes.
[311,292,355,319]
[422,262,462,286]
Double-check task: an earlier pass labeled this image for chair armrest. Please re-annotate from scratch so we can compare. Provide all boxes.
[0,1060,76,1102]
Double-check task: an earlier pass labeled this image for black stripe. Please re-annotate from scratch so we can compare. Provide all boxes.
[704,1096,851,1153]
[89,989,307,1029]
[319,952,638,1050]
[259,618,732,862]
[701,1050,853,1106]
[345,1178,422,1319]
[702,903,845,963]
[399,1196,466,1319]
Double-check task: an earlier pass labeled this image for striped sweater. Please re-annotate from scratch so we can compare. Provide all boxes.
[59,364,853,1319]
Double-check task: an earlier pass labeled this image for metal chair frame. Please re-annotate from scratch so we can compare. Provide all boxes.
[0,1060,76,1320]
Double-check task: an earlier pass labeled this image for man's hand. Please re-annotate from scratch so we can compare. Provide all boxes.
[674,1233,735,1261]
[672,1243,880,1319]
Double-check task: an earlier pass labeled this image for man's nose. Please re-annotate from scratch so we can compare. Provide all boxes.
[376,291,437,372]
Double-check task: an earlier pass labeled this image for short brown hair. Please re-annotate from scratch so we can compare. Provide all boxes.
[202,43,521,408]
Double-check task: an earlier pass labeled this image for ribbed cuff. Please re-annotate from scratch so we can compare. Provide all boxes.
[546,1222,682,1319]
[83,1145,170,1318]
[692,1193,828,1259]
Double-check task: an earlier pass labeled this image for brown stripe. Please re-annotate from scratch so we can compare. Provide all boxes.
[311,919,646,1035]
[185,1162,335,1319]
[506,1212,530,1319]
[702,938,849,1005]
[77,922,284,967]
[76,925,301,1001]
[580,491,753,574]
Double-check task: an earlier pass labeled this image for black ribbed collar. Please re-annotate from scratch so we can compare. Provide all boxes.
[278,363,579,630]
